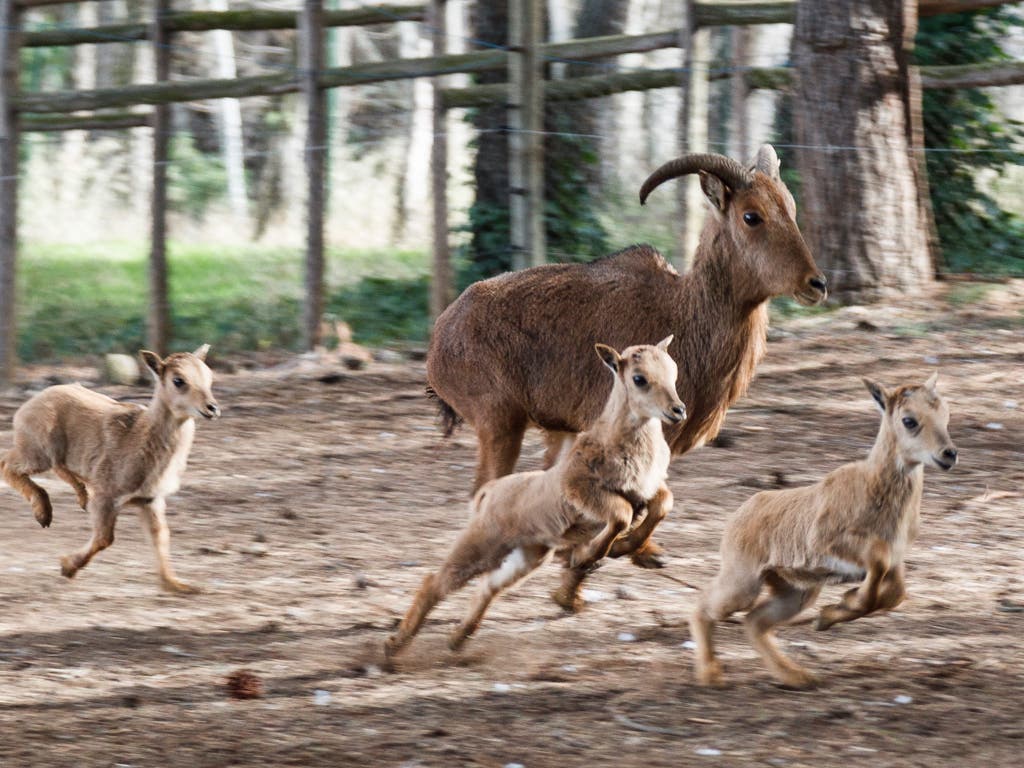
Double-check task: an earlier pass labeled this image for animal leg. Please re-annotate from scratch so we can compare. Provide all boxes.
[1,450,54,528]
[551,560,596,613]
[745,576,821,689]
[541,431,576,469]
[873,565,907,612]
[690,570,762,687]
[608,484,673,568]
[449,545,550,650]
[60,495,118,578]
[472,416,528,493]
[53,466,89,510]
[568,495,633,570]
[136,497,200,595]
[815,543,890,631]
[385,531,496,657]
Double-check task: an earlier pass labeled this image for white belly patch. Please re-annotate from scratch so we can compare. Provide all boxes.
[489,547,528,589]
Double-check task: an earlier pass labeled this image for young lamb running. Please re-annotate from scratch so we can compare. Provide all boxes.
[384,337,686,657]
[690,373,957,688]
[0,345,220,593]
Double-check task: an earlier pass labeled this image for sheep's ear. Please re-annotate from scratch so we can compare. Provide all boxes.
[863,378,889,413]
[193,343,210,361]
[655,335,673,351]
[924,371,939,393]
[139,350,163,379]
[595,344,621,373]
[699,171,729,213]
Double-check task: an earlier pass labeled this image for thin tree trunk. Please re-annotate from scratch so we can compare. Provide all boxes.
[793,0,933,302]
[208,0,247,225]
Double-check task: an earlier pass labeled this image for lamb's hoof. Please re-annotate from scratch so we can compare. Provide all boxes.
[551,588,584,614]
[383,636,402,659]
[630,547,667,569]
[34,502,53,529]
[814,606,842,631]
[695,660,725,688]
[59,557,78,579]
[774,668,819,690]
[161,578,203,595]
[447,632,468,652]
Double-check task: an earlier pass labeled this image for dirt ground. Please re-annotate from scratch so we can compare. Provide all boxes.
[0,283,1022,768]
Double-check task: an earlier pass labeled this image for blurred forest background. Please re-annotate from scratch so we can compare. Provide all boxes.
[11,0,1024,362]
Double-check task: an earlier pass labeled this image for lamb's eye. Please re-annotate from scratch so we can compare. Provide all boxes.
[902,416,918,430]
[172,376,187,390]
[632,374,648,388]
[743,211,762,227]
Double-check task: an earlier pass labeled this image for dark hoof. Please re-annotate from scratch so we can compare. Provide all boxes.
[630,550,667,569]
[551,589,584,614]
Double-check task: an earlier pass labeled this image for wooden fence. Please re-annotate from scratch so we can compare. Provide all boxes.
[0,0,1022,386]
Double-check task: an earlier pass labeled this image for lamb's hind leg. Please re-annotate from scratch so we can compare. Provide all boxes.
[135,497,200,595]
[53,466,89,510]
[385,531,495,657]
[691,569,762,687]
[449,544,551,651]
[815,543,891,631]
[1,449,53,528]
[745,574,822,688]
[60,495,118,578]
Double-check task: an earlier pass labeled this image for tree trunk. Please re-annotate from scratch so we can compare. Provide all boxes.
[208,0,248,226]
[793,0,933,302]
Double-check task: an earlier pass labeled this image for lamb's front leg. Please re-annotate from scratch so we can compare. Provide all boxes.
[567,494,633,570]
[815,542,891,631]
[136,497,201,594]
[61,495,118,578]
[608,484,673,568]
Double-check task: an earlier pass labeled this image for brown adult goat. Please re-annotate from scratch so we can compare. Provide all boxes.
[427,145,827,591]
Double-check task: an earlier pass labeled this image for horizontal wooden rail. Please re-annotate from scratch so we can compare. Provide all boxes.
[21,111,151,132]
[22,4,427,48]
[693,1,795,27]
[722,60,1024,91]
[17,29,681,113]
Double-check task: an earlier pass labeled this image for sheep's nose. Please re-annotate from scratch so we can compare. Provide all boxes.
[671,404,686,419]
[942,446,958,463]
[808,275,827,294]
[208,403,221,418]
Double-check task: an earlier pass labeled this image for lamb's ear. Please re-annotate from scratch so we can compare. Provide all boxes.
[193,343,210,361]
[924,371,938,392]
[595,343,621,373]
[655,334,673,351]
[699,171,729,214]
[863,378,889,413]
[139,350,163,379]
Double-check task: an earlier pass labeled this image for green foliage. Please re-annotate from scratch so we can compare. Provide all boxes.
[915,9,1024,275]
[16,243,430,361]
[167,135,228,221]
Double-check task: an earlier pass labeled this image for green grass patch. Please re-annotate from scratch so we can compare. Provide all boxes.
[17,241,429,362]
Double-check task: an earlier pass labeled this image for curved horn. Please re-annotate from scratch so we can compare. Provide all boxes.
[753,144,781,180]
[639,153,753,205]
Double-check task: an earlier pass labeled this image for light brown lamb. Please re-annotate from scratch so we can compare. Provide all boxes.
[0,345,220,593]
[690,374,957,689]
[385,337,685,657]
[427,145,827,584]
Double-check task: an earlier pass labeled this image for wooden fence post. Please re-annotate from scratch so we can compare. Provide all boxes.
[678,0,710,270]
[508,0,544,271]
[301,0,326,350]
[0,0,18,387]
[150,0,172,356]
[429,0,452,320]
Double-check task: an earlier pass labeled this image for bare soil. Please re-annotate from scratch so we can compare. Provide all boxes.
[1,284,1022,767]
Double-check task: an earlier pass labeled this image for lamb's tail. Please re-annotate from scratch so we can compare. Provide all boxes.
[425,387,463,438]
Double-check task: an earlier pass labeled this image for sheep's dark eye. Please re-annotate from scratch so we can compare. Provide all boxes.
[172,376,187,390]
[632,374,648,388]
[742,211,763,227]
[902,416,918,430]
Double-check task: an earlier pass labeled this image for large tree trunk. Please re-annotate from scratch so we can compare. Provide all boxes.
[793,0,934,302]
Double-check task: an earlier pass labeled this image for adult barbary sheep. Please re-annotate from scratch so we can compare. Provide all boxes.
[427,145,827,576]
[0,345,220,593]
[690,374,957,689]
[385,338,684,658]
